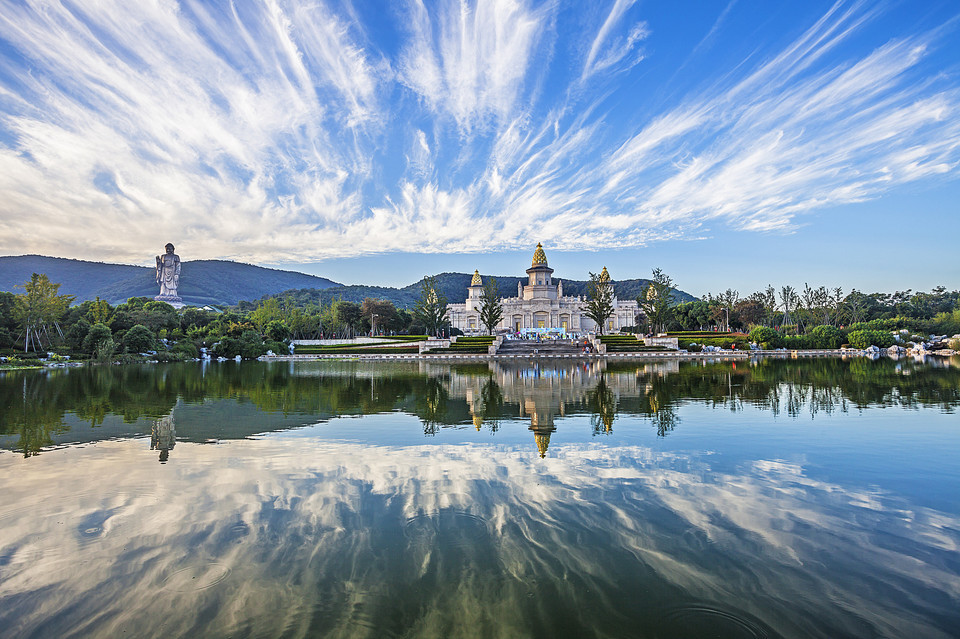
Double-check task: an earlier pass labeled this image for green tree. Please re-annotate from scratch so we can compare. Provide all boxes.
[14,273,75,352]
[82,322,115,358]
[584,268,615,335]
[265,320,290,342]
[673,300,712,330]
[123,324,156,353]
[779,285,798,327]
[413,276,448,337]
[733,299,764,330]
[0,292,19,348]
[138,301,179,332]
[361,298,399,335]
[335,301,363,335]
[249,297,285,331]
[478,277,504,335]
[87,296,112,325]
[638,268,675,334]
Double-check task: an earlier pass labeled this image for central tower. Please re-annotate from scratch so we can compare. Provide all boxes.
[523,242,556,301]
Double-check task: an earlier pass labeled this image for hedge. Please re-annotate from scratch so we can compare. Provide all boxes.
[847,329,895,349]
[300,346,419,355]
[294,344,418,354]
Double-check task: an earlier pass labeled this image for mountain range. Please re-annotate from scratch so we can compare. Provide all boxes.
[0,255,696,307]
[0,255,339,306]
[273,273,696,309]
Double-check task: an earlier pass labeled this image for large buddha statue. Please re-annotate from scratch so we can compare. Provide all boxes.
[154,243,184,308]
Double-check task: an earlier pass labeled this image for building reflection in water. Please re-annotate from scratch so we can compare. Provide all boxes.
[440,359,680,457]
[151,412,176,463]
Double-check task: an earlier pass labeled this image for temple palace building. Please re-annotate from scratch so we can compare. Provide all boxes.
[446,243,640,335]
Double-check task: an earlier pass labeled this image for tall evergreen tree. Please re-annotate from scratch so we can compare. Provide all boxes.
[413,275,448,337]
[478,277,504,335]
[584,268,615,335]
[639,268,676,334]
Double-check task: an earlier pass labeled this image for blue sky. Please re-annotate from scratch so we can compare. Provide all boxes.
[0,0,958,297]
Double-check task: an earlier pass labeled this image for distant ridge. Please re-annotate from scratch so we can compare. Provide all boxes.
[0,255,697,308]
[254,272,697,309]
[0,255,340,306]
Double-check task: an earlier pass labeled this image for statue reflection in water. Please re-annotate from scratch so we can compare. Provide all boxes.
[151,413,176,463]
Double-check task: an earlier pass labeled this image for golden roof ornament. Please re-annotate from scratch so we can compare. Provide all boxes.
[531,242,548,267]
[471,270,482,286]
[599,266,610,282]
[535,432,551,458]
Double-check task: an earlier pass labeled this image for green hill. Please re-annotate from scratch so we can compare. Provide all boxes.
[0,255,697,309]
[255,272,696,308]
[0,255,340,306]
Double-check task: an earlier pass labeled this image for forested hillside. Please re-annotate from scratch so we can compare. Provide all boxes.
[0,255,339,305]
[248,272,696,308]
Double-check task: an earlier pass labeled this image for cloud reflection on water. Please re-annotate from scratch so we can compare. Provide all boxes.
[1,431,958,639]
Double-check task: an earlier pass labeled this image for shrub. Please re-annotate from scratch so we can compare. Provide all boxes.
[213,337,241,358]
[94,338,116,362]
[809,325,844,349]
[749,326,781,347]
[848,319,897,332]
[264,340,287,355]
[154,351,188,362]
[847,329,895,349]
[930,310,960,337]
[123,324,156,353]
[686,337,741,349]
[239,330,266,359]
[171,340,200,359]
[782,334,814,349]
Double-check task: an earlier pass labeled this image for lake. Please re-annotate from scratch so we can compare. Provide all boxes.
[1,356,959,638]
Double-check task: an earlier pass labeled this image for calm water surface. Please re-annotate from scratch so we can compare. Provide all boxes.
[1,357,959,638]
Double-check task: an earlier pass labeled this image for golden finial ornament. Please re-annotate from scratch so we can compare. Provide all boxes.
[535,432,551,458]
[531,242,548,267]
[471,270,482,286]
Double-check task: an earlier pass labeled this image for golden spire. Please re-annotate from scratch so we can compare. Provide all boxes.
[531,242,548,267]
[534,431,551,458]
[599,266,610,282]
[471,270,482,286]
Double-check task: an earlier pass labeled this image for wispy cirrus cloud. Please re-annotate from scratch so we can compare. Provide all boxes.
[0,0,957,265]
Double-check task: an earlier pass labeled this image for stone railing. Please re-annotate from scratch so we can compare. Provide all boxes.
[419,339,450,354]
[645,336,679,349]
[488,336,503,355]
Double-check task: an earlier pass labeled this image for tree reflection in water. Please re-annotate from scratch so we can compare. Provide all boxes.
[1,356,959,456]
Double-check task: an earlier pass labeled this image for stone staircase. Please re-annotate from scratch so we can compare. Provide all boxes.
[495,339,584,356]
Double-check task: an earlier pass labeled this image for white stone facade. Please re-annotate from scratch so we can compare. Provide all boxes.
[446,244,639,335]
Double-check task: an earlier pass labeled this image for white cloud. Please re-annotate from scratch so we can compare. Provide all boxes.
[397,0,551,132]
[581,0,649,83]
[0,0,957,264]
